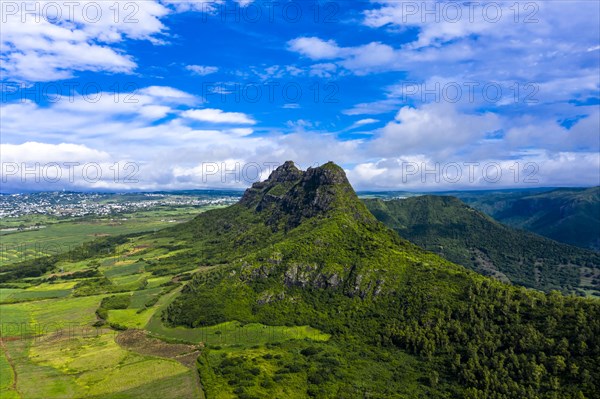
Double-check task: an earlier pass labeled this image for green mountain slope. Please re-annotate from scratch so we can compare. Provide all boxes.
[450,187,600,251]
[160,162,600,398]
[363,196,600,296]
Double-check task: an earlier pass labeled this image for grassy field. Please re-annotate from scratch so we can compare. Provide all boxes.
[1,295,102,339]
[27,331,198,399]
[147,318,330,347]
[0,344,19,399]
[0,207,205,266]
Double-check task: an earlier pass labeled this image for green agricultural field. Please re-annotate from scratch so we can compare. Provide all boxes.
[0,206,210,266]
[146,276,172,288]
[0,288,23,303]
[29,281,78,291]
[0,219,155,265]
[3,331,200,399]
[102,261,146,278]
[148,318,330,347]
[1,294,103,336]
[0,260,203,399]
[0,289,71,303]
[0,282,78,303]
[0,304,31,338]
[129,287,164,308]
[1,283,194,395]
[5,338,82,399]
[0,347,18,399]
[108,308,155,329]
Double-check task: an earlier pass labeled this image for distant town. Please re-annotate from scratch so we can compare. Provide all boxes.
[0,191,242,219]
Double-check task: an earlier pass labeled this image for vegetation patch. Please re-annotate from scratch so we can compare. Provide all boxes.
[27,331,196,398]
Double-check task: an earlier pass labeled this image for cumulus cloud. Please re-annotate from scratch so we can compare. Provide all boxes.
[0,1,169,81]
[288,37,403,75]
[370,103,501,157]
[1,142,110,164]
[343,99,401,116]
[234,0,255,6]
[288,37,342,60]
[0,86,199,145]
[2,98,599,192]
[181,108,257,125]
[344,151,600,191]
[504,107,600,152]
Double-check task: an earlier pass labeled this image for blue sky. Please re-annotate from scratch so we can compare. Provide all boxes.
[1,0,599,192]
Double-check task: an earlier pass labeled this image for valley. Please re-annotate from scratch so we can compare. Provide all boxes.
[364,195,600,296]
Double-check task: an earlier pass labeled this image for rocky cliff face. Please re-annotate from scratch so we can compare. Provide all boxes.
[239,161,303,207]
[239,161,366,229]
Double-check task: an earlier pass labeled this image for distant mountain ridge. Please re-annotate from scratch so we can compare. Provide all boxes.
[450,187,600,251]
[363,195,600,296]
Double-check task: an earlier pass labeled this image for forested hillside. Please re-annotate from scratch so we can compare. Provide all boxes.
[451,188,600,251]
[363,196,600,296]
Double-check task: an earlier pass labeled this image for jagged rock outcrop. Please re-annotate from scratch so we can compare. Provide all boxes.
[240,161,368,229]
[239,161,303,207]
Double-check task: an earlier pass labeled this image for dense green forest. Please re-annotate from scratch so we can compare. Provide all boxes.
[449,187,600,251]
[363,196,600,296]
[161,162,600,398]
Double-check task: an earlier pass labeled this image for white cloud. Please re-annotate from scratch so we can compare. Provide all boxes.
[181,108,256,125]
[50,85,196,120]
[288,37,342,60]
[345,118,380,132]
[186,65,219,76]
[0,86,198,145]
[363,1,599,50]
[1,1,169,81]
[343,99,401,116]
[160,0,223,13]
[504,107,600,152]
[226,128,254,136]
[139,86,197,102]
[286,119,316,131]
[355,119,379,126]
[345,152,600,190]
[287,36,440,75]
[309,63,338,78]
[235,0,255,6]
[371,103,501,157]
[1,142,110,164]
[2,96,599,191]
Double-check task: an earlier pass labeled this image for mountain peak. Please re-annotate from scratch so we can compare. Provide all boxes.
[239,161,369,229]
[304,161,350,186]
[266,161,302,183]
